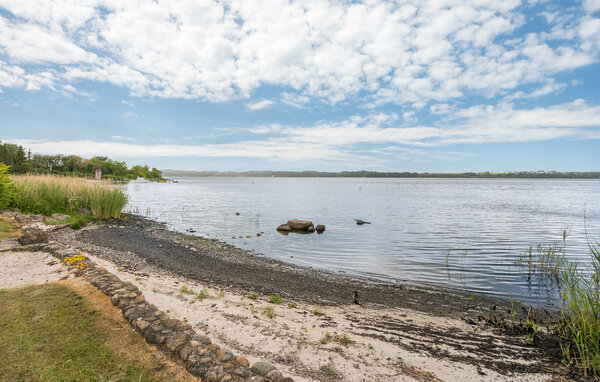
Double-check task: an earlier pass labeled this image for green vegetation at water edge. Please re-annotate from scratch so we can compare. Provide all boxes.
[0,140,162,180]
[557,241,600,377]
[515,232,600,377]
[0,283,181,381]
[10,175,126,218]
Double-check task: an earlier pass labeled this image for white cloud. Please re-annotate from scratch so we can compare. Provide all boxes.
[246,99,275,111]
[0,0,597,108]
[8,100,600,164]
[111,135,138,141]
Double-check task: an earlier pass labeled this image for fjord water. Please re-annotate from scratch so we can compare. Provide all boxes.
[124,178,600,306]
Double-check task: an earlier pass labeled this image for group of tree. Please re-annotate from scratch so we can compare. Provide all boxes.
[163,169,600,178]
[0,141,162,180]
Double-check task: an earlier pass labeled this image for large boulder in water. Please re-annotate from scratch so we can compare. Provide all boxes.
[287,219,314,231]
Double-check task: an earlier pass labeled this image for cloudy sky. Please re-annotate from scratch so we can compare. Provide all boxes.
[1,0,599,172]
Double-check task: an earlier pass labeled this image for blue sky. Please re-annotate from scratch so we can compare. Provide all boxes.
[1,0,599,172]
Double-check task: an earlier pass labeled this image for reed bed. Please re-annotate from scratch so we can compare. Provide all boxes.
[558,241,600,376]
[10,175,127,219]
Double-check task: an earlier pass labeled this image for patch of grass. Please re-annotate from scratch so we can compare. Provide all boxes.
[320,332,332,344]
[247,291,259,300]
[0,218,19,240]
[218,290,226,297]
[296,340,302,350]
[312,307,324,316]
[197,289,209,300]
[268,293,282,304]
[69,214,88,230]
[0,283,184,381]
[322,363,337,376]
[263,306,275,319]
[10,175,127,219]
[518,240,568,278]
[180,286,194,294]
[288,302,297,308]
[340,333,353,345]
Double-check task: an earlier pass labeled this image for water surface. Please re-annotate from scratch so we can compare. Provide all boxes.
[124,178,600,306]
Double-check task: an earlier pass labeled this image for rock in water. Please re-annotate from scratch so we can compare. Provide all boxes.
[276,224,292,232]
[354,219,371,225]
[316,224,326,233]
[17,228,49,245]
[286,219,314,231]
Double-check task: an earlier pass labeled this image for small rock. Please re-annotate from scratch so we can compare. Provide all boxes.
[354,219,371,225]
[316,224,326,233]
[236,355,250,368]
[165,333,188,352]
[276,224,292,232]
[265,370,282,380]
[250,361,277,377]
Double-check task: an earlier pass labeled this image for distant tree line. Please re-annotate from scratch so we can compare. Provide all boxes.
[0,141,162,180]
[163,169,600,178]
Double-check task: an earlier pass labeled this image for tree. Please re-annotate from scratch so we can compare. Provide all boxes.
[12,146,27,174]
[0,163,15,209]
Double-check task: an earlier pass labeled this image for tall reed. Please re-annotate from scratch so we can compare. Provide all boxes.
[558,241,600,376]
[10,175,127,219]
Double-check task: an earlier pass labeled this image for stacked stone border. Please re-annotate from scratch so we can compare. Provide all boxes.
[19,242,294,382]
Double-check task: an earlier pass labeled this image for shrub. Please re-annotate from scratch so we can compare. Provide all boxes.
[268,294,283,304]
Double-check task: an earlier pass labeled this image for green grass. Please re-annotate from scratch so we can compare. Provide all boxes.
[0,218,19,240]
[517,231,569,278]
[312,307,324,316]
[0,283,180,381]
[262,306,275,319]
[10,175,127,219]
[197,289,209,300]
[247,291,259,300]
[180,286,194,294]
[268,293,283,304]
[556,241,600,377]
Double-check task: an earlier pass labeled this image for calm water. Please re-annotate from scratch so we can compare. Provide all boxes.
[124,178,600,306]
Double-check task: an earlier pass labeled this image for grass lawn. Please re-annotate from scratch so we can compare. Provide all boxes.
[0,218,19,240]
[0,282,193,382]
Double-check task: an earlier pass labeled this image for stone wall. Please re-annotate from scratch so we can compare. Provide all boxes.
[39,243,294,382]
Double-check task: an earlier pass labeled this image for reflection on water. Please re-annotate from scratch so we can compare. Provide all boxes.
[124,177,600,306]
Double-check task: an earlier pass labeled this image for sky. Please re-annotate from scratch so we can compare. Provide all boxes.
[0,0,599,172]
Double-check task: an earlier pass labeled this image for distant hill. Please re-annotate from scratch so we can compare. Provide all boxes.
[162,170,600,178]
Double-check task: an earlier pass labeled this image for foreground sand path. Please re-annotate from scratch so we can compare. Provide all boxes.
[0,250,69,289]
[85,251,554,382]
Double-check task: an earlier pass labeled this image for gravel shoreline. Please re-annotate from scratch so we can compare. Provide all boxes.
[53,214,503,318]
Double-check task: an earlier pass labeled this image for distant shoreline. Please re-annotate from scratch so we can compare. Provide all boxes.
[162,169,600,179]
